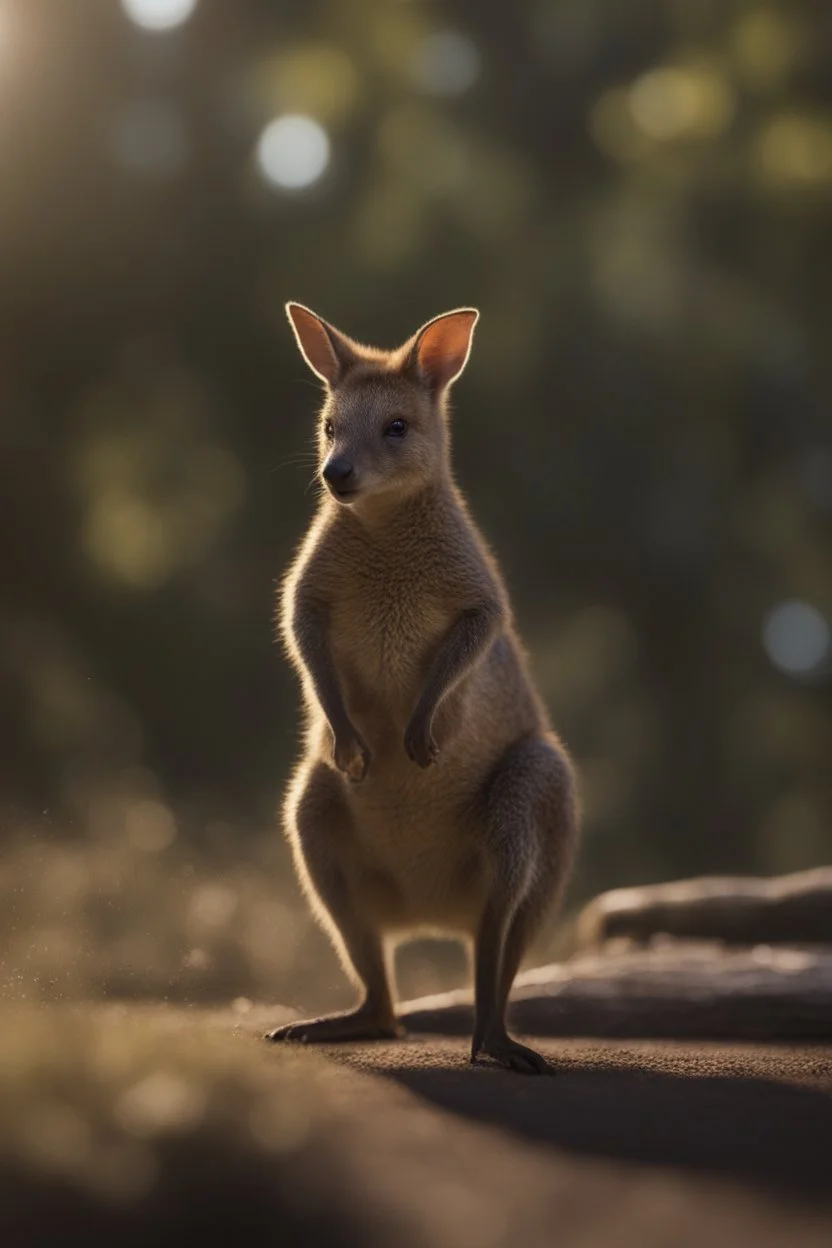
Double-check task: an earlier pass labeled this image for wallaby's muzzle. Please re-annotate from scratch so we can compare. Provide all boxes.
[322,455,358,500]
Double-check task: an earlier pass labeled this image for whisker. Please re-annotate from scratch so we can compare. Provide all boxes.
[291,376,328,397]
[269,454,319,474]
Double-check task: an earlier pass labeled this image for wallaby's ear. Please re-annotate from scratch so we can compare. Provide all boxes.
[286,302,357,387]
[408,308,479,391]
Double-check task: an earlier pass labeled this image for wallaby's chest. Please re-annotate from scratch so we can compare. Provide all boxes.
[329,558,450,698]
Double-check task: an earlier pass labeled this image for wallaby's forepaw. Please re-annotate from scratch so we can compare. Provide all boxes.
[471,1034,553,1075]
[403,714,439,769]
[332,728,371,783]
[265,1010,403,1045]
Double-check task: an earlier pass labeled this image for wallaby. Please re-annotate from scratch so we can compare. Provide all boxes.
[267,303,579,1072]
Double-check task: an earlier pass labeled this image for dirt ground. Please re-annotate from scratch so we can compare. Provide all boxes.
[2,1003,831,1247]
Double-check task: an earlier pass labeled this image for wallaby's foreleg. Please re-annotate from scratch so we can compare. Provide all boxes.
[266,764,399,1044]
[404,599,503,767]
[471,736,577,1074]
[291,591,370,782]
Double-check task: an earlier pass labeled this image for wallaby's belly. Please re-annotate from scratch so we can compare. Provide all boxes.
[348,776,488,932]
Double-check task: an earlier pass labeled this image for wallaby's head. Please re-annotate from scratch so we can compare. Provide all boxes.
[286,303,478,507]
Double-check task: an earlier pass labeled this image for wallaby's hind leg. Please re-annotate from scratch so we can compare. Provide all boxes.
[266,763,399,1045]
[471,735,577,1074]
[472,900,549,1073]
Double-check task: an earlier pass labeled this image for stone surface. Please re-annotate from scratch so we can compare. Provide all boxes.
[574,867,832,949]
[400,941,832,1040]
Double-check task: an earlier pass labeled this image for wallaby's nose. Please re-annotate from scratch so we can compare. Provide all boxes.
[322,457,355,488]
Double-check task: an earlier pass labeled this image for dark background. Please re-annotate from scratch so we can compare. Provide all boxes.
[1,0,829,1011]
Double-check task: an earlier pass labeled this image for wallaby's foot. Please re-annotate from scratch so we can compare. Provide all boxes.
[265,1008,404,1045]
[471,1032,553,1075]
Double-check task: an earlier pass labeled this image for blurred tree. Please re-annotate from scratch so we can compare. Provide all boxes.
[0,0,829,997]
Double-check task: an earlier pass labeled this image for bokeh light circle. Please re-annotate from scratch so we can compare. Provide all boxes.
[255,115,330,191]
[121,0,198,33]
[762,600,830,677]
[411,31,481,96]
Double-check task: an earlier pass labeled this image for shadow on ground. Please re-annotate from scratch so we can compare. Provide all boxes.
[379,1051,832,1201]
[329,1023,832,1198]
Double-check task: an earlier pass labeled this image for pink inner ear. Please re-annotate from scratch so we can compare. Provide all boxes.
[288,306,340,384]
[417,312,477,388]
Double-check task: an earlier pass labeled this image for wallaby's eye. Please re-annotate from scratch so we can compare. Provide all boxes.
[323,420,334,442]
[384,419,408,439]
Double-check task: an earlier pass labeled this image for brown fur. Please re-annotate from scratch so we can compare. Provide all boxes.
[267,304,579,1072]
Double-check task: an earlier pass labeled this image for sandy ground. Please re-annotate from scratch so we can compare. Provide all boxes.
[1,1003,831,1246]
[330,1032,832,1197]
